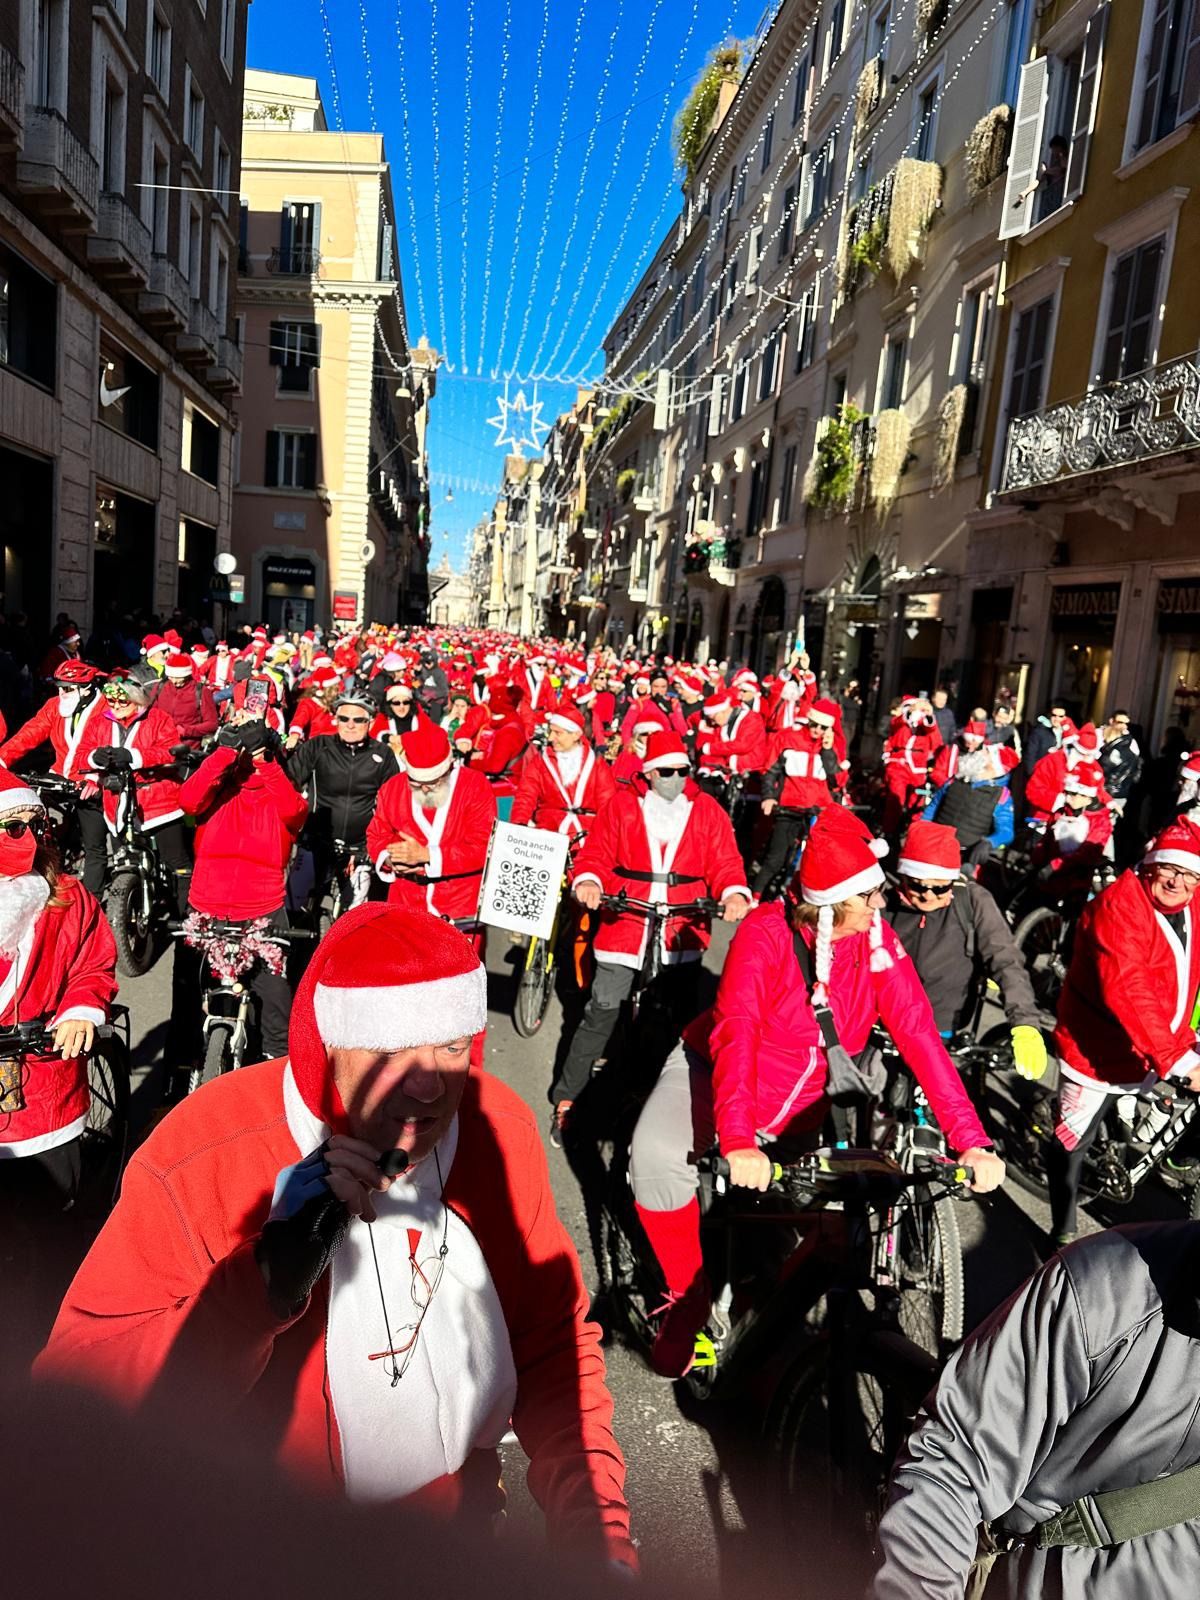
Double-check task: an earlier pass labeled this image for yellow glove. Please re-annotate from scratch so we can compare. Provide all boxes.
[1012,1025,1048,1081]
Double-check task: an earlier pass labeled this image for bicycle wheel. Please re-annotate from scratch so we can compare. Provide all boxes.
[79,1037,132,1212]
[893,1192,964,1354]
[513,935,552,1037]
[106,870,155,977]
[188,1024,233,1096]
[1013,905,1068,1015]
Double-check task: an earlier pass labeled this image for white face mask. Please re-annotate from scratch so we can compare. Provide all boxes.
[57,689,81,716]
[649,770,689,802]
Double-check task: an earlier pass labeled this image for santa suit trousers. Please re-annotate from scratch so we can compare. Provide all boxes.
[550,959,701,1108]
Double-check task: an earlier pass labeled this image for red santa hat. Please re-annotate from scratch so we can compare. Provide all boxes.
[633,674,651,690]
[288,905,488,1130]
[163,629,183,649]
[1144,816,1200,876]
[960,720,988,744]
[190,645,210,662]
[732,670,759,689]
[0,765,45,817]
[897,820,961,882]
[633,716,665,738]
[142,634,167,656]
[1063,759,1105,797]
[995,743,1020,774]
[400,721,453,783]
[164,653,194,680]
[252,627,268,642]
[808,698,839,729]
[307,666,340,690]
[703,691,732,715]
[643,730,690,772]
[546,702,585,736]
[1180,751,1200,786]
[798,808,891,1000]
[1066,722,1101,757]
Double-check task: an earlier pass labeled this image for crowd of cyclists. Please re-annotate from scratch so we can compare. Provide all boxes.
[4,611,1200,1597]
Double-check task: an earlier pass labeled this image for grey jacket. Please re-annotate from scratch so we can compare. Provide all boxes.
[873,1223,1200,1599]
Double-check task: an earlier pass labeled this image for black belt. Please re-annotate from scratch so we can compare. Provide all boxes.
[409,867,484,885]
[613,867,704,886]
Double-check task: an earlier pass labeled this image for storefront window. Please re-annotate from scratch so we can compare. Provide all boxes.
[263,555,317,633]
[1048,583,1119,724]
[1151,578,1200,750]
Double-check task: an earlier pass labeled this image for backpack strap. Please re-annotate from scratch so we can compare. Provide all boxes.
[1035,1458,1200,1550]
[791,924,841,1054]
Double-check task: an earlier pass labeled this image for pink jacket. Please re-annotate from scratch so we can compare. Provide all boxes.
[684,901,989,1155]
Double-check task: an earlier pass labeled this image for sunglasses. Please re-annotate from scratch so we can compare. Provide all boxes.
[103,687,132,703]
[388,698,413,708]
[336,714,370,725]
[902,877,954,897]
[654,768,690,779]
[0,817,45,840]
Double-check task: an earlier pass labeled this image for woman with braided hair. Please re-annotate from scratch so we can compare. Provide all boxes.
[627,805,1005,1378]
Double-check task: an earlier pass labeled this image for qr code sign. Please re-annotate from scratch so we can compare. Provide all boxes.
[492,859,553,922]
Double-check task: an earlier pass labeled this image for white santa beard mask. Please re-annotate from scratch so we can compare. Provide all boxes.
[0,873,51,959]
[555,743,584,783]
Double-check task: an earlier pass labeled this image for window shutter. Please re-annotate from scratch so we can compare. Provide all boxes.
[301,321,321,369]
[268,320,284,366]
[1123,238,1164,378]
[264,430,279,487]
[1179,0,1200,122]
[1136,0,1173,150]
[300,432,317,489]
[1000,57,1049,239]
[279,204,293,261]
[1065,1,1109,202]
[311,202,322,255]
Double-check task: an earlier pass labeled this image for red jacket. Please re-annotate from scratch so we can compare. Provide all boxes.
[1032,805,1113,875]
[288,697,337,742]
[1055,870,1200,1087]
[34,1060,634,1565]
[0,876,118,1156]
[589,690,618,747]
[617,700,670,745]
[89,706,183,832]
[202,654,237,689]
[0,693,109,780]
[180,747,308,920]
[762,726,836,810]
[151,678,218,747]
[883,726,943,793]
[471,714,527,779]
[684,901,989,1155]
[694,707,768,777]
[571,782,750,968]
[510,744,616,839]
[367,763,496,920]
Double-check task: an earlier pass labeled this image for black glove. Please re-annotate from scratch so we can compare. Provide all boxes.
[239,719,272,758]
[255,1149,350,1322]
[90,746,114,770]
[216,722,243,750]
[106,746,134,768]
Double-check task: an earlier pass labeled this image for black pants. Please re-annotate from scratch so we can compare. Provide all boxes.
[1046,1092,1108,1240]
[753,808,817,894]
[169,907,292,1067]
[551,960,701,1107]
[77,799,108,896]
[148,819,193,915]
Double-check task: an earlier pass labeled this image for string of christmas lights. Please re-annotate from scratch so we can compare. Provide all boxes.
[425,0,451,363]
[493,0,554,378]
[474,0,514,375]
[457,0,476,376]
[391,0,432,345]
[316,0,344,130]
[506,0,591,378]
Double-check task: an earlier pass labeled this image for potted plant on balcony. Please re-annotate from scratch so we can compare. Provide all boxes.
[868,408,912,515]
[805,403,867,512]
[616,468,637,505]
[673,42,747,182]
[886,158,943,279]
[964,106,1012,196]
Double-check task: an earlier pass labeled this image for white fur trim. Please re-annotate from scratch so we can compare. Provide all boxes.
[896,856,959,881]
[405,752,453,782]
[572,871,603,891]
[1144,847,1200,874]
[0,786,42,814]
[869,911,894,972]
[807,709,835,727]
[374,848,397,883]
[720,884,753,901]
[643,751,690,772]
[801,860,885,905]
[314,965,487,1050]
[545,712,582,733]
[52,1005,107,1027]
[0,1112,88,1159]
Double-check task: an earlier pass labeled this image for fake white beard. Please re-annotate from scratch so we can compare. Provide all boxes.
[0,873,51,959]
[956,747,993,784]
[642,786,687,844]
[555,743,584,784]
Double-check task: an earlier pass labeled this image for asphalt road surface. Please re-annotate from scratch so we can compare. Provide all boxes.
[2,920,1189,1594]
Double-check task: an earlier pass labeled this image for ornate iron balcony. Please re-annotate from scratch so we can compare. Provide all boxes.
[1000,353,1200,496]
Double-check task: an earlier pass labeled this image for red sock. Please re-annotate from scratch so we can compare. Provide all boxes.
[635,1199,704,1299]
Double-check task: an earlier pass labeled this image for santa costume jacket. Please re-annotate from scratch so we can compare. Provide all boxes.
[510,744,616,839]
[89,705,184,833]
[1054,869,1200,1089]
[150,678,219,748]
[761,725,837,810]
[882,722,943,798]
[0,693,109,780]
[202,652,236,690]
[35,1059,634,1566]
[179,746,309,921]
[368,763,496,919]
[571,780,750,968]
[0,875,118,1159]
[683,901,989,1154]
[694,706,768,778]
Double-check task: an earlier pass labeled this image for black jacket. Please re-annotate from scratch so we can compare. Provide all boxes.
[1099,732,1142,800]
[883,877,1041,1033]
[1023,717,1060,777]
[285,734,399,848]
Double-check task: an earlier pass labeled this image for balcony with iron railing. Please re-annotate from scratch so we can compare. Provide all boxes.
[0,42,25,149]
[87,192,152,287]
[268,245,322,277]
[840,170,896,299]
[999,352,1200,499]
[16,106,99,230]
[683,528,742,587]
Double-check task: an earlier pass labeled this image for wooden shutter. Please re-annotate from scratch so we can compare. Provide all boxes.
[1065,1,1109,201]
[279,204,293,263]
[268,320,284,365]
[1136,0,1173,150]
[1103,238,1164,382]
[264,430,279,486]
[999,57,1049,239]
[300,321,321,369]
[1180,0,1200,121]
[299,433,318,489]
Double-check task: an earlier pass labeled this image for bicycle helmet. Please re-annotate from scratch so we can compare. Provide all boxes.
[54,659,107,686]
[333,688,374,711]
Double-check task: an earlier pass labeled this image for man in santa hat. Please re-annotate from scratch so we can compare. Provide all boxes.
[754,696,841,896]
[923,718,1017,867]
[367,723,496,953]
[0,767,118,1205]
[883,819,1046,1079]
[36,905,636,1571]
[470,678,529,781]
[202,640,237,693]
[1030,760,1113,881]
[548,730,751,1144]
[881,697,943,837]
[149,653,219,749]
[37,624,83,691]
[1049,815,1200,1248]
[141,635,172,677]
[693,690,768,805]
[1023,719,1102,826]
[510,703,616,842]
[511,651,556,735]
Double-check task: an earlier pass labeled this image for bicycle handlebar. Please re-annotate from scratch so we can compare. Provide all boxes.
[597,891,726,918]
[169,920,317,944]
[0,1020,57,1056]
[695,1147,975,1198]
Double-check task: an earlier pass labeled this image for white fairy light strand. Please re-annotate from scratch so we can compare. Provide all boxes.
[493,0,554,377]
[317,0,344,130]
[356,0,380,132]
[389,0,432,345]
[474,0,514,375]
[507,0,591,376]
[527,0,628,375]
[426,0,451,364]
[541,0,669,375]
[457,0,476,376]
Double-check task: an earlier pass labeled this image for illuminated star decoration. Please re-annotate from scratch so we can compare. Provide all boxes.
[486,381,550,457]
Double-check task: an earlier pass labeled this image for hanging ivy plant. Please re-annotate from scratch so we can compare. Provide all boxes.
[807,403,868,512]
[616,468,637,503]
[673,42,748,181]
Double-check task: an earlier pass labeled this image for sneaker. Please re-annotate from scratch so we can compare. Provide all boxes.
[548,1100,572,1150]
[648,1283,711,1379]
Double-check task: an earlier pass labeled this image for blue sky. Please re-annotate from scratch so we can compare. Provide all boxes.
[246,0,769,569]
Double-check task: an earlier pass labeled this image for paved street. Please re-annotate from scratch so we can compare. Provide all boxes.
[4,920,1189,1592]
